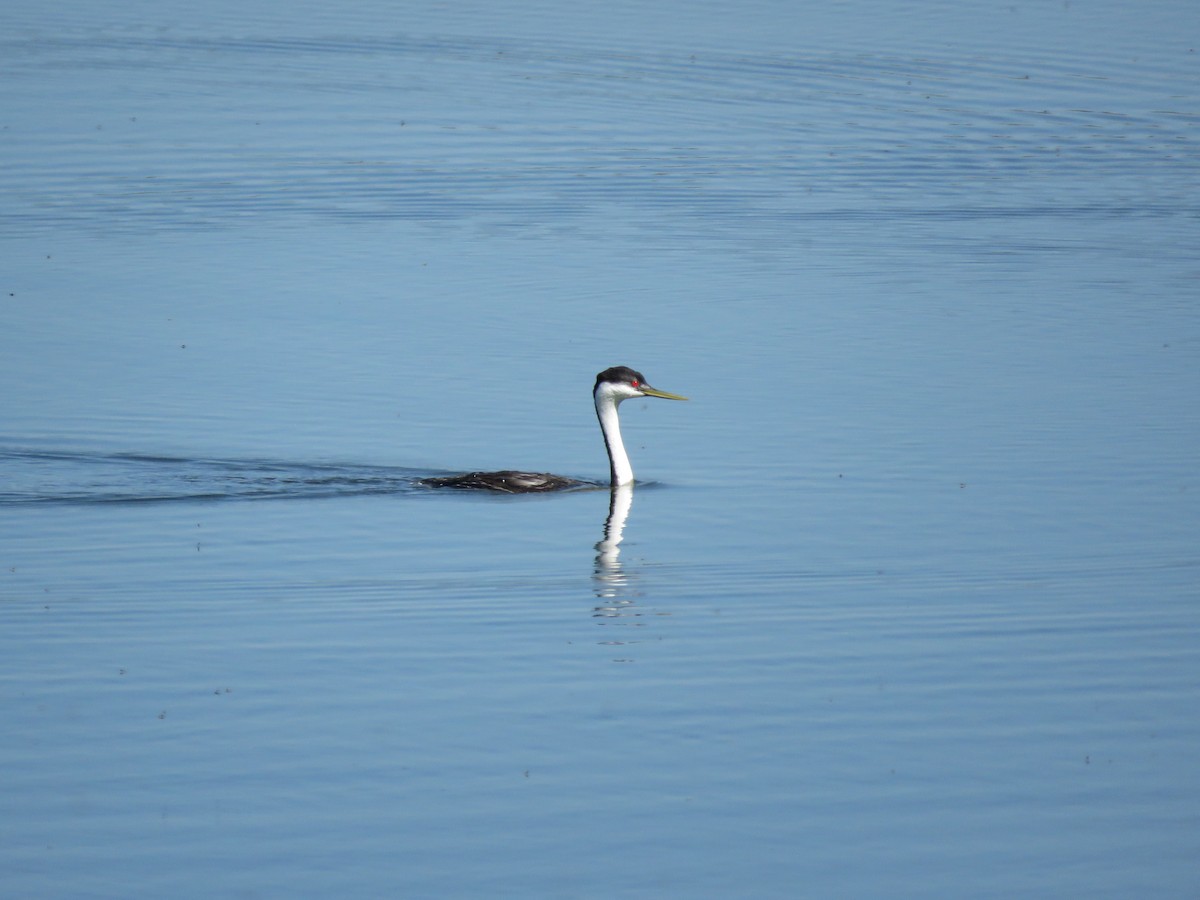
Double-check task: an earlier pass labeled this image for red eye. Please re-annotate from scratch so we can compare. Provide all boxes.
[631,380,640,388]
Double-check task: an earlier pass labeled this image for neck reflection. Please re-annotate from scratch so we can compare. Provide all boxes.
[593,483,638,626]
[594,484,634,582]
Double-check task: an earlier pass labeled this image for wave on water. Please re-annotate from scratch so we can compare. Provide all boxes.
[0,447,429,505]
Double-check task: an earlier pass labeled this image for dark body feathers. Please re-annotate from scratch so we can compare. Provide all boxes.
[420,470,593,493]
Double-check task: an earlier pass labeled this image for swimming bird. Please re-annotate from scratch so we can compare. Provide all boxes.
[422,366,687,493]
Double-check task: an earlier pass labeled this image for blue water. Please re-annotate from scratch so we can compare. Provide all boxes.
[3,1,1199,897]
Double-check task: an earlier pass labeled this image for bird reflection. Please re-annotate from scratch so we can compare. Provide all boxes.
[592,484,641,625]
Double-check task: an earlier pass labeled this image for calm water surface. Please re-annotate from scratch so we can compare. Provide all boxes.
[2,1,1198,897]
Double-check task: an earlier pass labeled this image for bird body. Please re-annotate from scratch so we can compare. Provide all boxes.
[424,469,581,493]
[422,366,686,493]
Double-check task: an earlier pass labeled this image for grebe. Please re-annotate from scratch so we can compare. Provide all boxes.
[422,366,687,493]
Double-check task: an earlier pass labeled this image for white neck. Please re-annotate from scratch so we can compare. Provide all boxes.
[595,390,634,486]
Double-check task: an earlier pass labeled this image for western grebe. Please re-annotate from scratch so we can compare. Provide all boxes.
[422,366,687,493]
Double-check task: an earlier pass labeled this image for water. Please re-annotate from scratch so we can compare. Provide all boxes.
[2,1,1199,896]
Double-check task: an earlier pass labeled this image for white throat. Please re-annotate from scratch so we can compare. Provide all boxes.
[595,388,634,486]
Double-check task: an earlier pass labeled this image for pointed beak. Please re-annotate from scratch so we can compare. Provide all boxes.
[639,384,688,401]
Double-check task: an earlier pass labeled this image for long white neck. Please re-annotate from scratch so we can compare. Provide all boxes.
[595,392,633,486]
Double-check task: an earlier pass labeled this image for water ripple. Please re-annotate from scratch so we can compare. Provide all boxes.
[0,26,1194,235]
[0,447,425,505]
